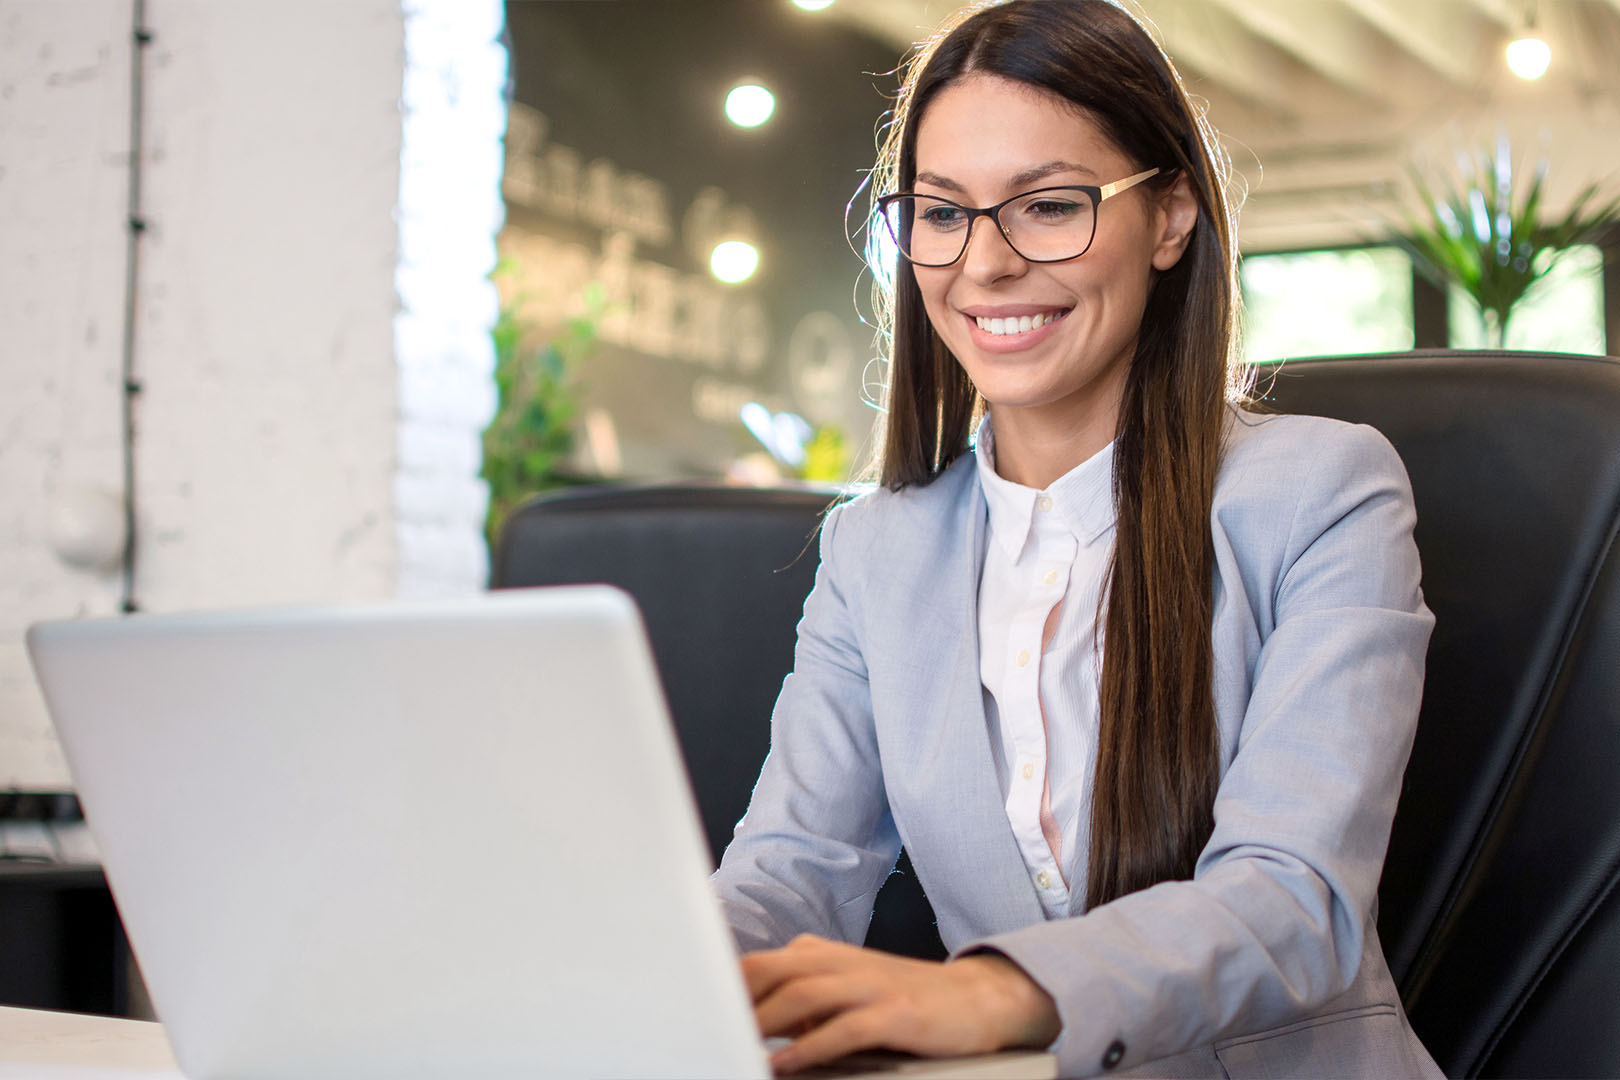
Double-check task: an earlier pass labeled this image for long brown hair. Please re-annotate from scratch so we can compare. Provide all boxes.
[863,0,1248,909]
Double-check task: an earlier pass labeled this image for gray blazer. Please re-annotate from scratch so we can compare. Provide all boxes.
[713,410,1443,1079]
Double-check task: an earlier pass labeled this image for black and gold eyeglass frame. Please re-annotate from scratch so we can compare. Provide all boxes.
[875,167,1162,268]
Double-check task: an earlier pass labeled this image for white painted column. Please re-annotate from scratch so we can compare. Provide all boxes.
[0,0,131,788]
[394,0,506,598]
[131,0,408,613]
[0,0,505,789]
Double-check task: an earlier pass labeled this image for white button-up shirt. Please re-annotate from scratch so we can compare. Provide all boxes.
[974,416,1116,919]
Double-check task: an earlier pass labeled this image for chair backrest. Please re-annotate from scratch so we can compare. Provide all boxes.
[493,349,1620,1074]
[493,485,829,867]
[1264,350,1620,1078]
[491,483,946,960]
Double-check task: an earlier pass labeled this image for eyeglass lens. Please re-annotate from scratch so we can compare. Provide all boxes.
[882,189,1100,266]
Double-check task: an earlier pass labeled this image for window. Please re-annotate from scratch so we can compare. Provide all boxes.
[1240,247,1414,366]
[1447,244,1606,354]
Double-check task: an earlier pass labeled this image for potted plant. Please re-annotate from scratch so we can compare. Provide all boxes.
[1397,138,1620,347]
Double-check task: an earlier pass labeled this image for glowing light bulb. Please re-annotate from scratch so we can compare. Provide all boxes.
[710,241,760,284]
[792,0,836,9]
[724,84,776,128]
[1506,36,1550,80]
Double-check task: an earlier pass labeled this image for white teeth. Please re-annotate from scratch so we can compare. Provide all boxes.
[974,311,1062,335]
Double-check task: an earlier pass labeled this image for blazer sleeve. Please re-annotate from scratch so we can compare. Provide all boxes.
[968,422,1435,1076]
[711,499,902,953]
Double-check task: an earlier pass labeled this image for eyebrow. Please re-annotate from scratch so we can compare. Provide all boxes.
[915,159,1098,195]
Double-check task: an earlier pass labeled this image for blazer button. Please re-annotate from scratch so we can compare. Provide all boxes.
[1101,1039,1126,1070]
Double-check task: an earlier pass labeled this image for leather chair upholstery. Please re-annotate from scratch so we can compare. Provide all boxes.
[491,484,947,961]
[493,349,1620,1076]
[1261,350,1620,1078]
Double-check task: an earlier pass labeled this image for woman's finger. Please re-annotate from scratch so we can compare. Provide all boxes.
[740,934,859,1001]
[770,1005,893,1074]
[754,971,879,1038]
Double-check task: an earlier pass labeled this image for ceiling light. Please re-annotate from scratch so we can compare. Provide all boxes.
[792,0,836,10]
[710,240,760,284]
[1506,36,1550,80]
[724,84,776,128]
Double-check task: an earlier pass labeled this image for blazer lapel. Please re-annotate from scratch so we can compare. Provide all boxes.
[892,467,1047,938]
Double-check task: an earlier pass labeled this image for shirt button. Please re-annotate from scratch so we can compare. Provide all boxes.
[1036,495,1053,512]
[1015,649,1030,667]
[1021,762,1034,780]
[1042,569,1059,586]
[1102,1039,1126,1070]
[1035,871,1052,889]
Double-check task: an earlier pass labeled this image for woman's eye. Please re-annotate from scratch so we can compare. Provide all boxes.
[1023,198,1083,220]
[919,205,967,229]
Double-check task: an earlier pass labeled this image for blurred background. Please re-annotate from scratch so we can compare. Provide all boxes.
[2,0,1618,1015]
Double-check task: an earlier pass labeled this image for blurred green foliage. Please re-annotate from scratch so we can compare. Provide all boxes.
[481,267,599,548]
[801,425,850,483]
[1398,141,1620,347]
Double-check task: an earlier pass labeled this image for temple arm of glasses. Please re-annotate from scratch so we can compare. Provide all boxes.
[1098,167,1161,201]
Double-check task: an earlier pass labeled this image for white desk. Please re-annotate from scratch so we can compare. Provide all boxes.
[0,1006,180,1078]
[0,1006,1056,1079]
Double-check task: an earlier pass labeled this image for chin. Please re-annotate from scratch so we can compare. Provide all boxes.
[964,378,1068,412]
[963,356,1133,423]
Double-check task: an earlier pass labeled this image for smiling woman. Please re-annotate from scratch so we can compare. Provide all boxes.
[905,78,1195,484]
[711,2,1442,1077]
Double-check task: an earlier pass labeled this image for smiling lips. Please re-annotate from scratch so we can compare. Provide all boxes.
[962,307,1071,351]
[974,311,1065,336]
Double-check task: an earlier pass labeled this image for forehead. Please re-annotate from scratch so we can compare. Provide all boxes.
[913,74,1123,186]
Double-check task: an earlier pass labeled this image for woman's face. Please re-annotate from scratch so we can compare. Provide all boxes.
[910,74,1195,431]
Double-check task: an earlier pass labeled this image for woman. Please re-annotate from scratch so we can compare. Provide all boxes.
[712,1,1440,1076]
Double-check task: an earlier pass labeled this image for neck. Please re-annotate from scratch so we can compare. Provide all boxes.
[988,392,1121,490]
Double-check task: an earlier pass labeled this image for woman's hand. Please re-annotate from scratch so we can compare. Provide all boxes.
[740,934,1062,1073]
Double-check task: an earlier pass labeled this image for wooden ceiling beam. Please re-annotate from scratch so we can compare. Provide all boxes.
[822,0,1316,125]
[1141,0,1322,124]
[1203,0,1431,106]
[1536,2,1620,98]
[1457,0,1520,28]
[1336,0,1496,88]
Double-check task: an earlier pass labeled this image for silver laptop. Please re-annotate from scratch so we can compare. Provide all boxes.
[27,588,1055,1080]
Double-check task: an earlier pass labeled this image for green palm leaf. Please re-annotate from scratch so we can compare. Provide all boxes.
[1392,140,1619,346]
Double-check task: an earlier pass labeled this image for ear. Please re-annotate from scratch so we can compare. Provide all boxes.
[1150,171,1198,272]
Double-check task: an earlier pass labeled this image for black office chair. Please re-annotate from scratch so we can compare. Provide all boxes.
[491,483,947,961]
[495,349,1620,1076]
[1263,350,1620,1078]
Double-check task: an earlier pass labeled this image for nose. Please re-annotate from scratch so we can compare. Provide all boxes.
[959,213,1027,285]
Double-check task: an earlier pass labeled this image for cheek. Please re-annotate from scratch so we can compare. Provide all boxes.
[1076,247,1155,317]
[913,272,958,332]
[1084,208,1161,291]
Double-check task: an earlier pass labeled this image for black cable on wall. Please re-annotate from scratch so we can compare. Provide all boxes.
[119,0,151,614]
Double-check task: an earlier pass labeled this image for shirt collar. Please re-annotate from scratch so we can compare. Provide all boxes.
[974,414,1117,560]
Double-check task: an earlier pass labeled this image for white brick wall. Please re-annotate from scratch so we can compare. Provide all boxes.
[132,0,406,614]
[394,0,505,597]
[0,0,131,788]
[0,0,504,789]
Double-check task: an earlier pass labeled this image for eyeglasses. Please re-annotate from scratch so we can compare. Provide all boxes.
[875,167,1161,268]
